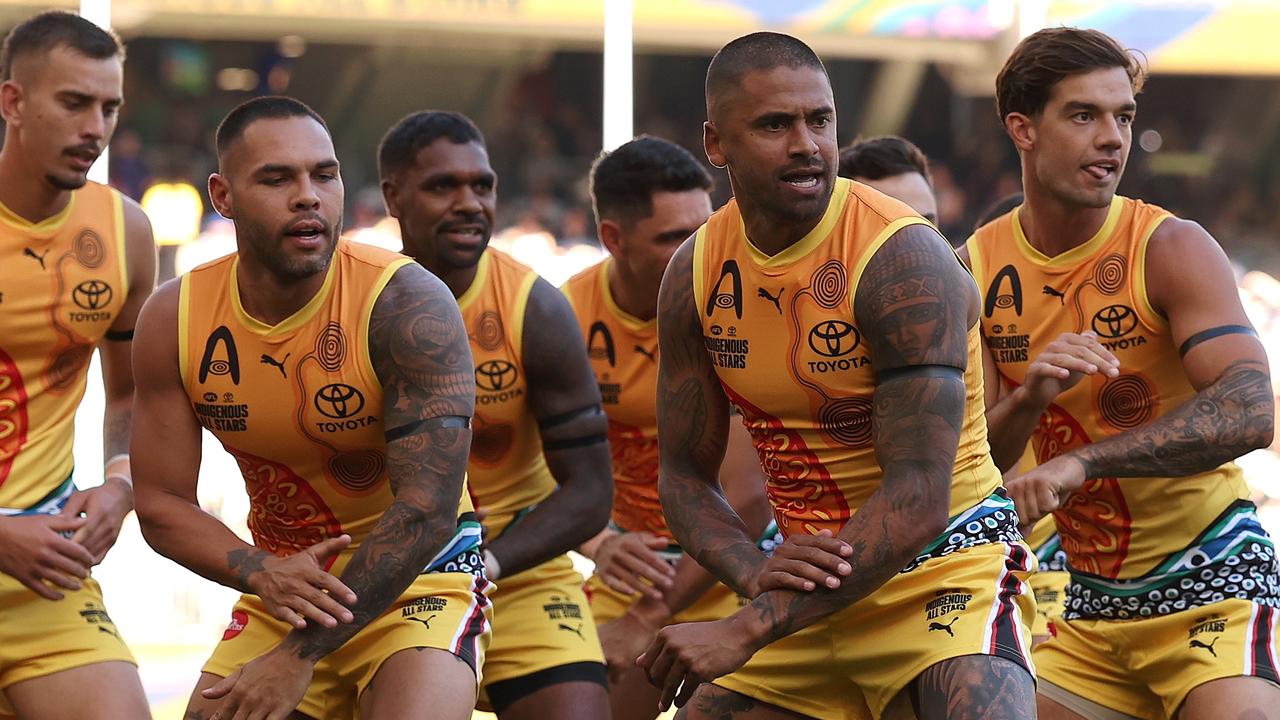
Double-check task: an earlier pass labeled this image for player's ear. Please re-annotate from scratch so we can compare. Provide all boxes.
[380,177,402,220]
[1005,112,1036,153]
[0,79,24,128]
[208,173,233,219]
[704,121,727,169]
[598,219,624,256]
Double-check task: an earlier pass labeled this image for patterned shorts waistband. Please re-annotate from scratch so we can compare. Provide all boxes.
[0,473,76,517]
[423,513,485,578]
[900,489,1024,575]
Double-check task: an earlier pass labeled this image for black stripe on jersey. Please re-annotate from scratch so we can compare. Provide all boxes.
[1178,325,1257,357]
[1253,605,1279,684]
[990,543,1032,675]
[453,586,490,676]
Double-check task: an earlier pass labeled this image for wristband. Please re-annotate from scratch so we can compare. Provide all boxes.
[104,454,132,488]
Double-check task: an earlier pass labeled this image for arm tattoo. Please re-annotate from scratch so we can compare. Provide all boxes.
[655,240,765,597]
[484,278,612,577]
[284,264,474,662]
[226,547,271,592]
[1074,358,1275,479]
[103,405,133,460]
[745,224,972,642]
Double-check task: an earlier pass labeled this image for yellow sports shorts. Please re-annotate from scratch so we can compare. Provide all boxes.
[1036,598,1280,719]
[586,572,746,625]
[1029,570,1070,639]
[203,571,491,719]
[478,553,604,703]
[715,541,1036,720]
[0,573,135,715]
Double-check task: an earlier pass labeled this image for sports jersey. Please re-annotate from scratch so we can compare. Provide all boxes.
[693,177,1004,546]
[561,258,664,538]
[458,248,557,537]
[178,239,478,569]
[967,196,1273,620]
[0,182,128,513]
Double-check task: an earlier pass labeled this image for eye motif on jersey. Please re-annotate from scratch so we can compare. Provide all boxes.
[706,260,743,320]
[587,322,616,368]
[985,264,1022,318]
[198,325,241,385]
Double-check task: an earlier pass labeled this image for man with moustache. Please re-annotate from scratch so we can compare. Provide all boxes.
[379,111,611,720]
[0,11,155,718]
[132,97,488,720]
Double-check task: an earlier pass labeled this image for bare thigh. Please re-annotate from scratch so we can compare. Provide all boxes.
[676,683,817,720]
[1178,676,1280,720]
[3,661,149,720]
[358,647,477,720]
[906,655,1035,720]
[182,671,312,720]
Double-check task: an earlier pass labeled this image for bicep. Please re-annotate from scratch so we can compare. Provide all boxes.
[521,278,605,425]
[110,199,157,333]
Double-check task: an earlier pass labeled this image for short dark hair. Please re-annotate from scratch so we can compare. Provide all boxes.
[705,32,826,113]
[838,136,931,186]
[215,96,328,157]
[974,193,1024,231]
[590,135,713,225]
[1,10,123,81]
[378,111,485,180]
[996,27,1145,121]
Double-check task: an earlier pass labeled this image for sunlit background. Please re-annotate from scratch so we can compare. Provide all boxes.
[2,0,1279,717]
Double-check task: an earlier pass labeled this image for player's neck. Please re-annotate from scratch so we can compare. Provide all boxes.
[606,259,656,321]
[0,145,73,223]
[234,255,329,326]
[425,261,479,301]
[1019,184,1111,258]
[739,204,823,258]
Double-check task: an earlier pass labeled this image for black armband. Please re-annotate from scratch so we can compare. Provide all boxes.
[541,433,608,451]
[104,328,135,342]
[385,415,470,442]
[536,404,603,430]
[1178,325,1257,357]
[875,364,964,384]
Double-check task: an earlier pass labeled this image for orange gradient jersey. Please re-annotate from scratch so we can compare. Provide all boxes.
[562,259,665,537]
[694,178,1000,538]
[0,182,128,511]
[179,240,475,560]
[967,196,1250,579]
[459,249,556,536]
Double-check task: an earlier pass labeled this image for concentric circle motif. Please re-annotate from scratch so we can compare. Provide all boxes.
[1094,254,1128,295]
[1098,374,1154,430]
[314,323,347,372]
[475,311,504,351]
[74,229,105,268]
[810,260,847,309]
[329,450,385,492]
[819,396,873,447]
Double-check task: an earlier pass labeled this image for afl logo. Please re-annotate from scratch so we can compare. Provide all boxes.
[705,260,743,320]
[314,383,365,419]
[587,322,616,367]
[72,280,113,310]
[807,320,860,358]
[475,360,518,392]
[1091,304,1138,339]
[198,326,240,384]
[984,265,1022,318]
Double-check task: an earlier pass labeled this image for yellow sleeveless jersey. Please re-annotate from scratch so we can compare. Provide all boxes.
[458,248,555,537]
[0,182,128,512]
[694,178,1002,540]
[562,259,665,538]
[967,196,1252,581]
[179,240,478,568]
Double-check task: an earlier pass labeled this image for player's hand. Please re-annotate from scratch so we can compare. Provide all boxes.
[62,477,133,564]
[0,513,95,600]
[1022,332,1119,407]
[747,529,852,597]
[638,617,758,711]
[202,645,314,720]
[245,535,357,630]
[1006,455,1087,531]
[599,601,666,683]
[593,532,675,601]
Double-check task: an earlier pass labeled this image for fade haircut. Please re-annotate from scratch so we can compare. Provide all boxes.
[838,135,932,186]
[378,110,485,180]
[590,135,713,225]
[215,96,329,158]
[1,10,123,81]
[705,32,826,114]
[996,27,1145,121]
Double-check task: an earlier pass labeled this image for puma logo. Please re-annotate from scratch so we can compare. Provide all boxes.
[634,345,657,363]
[558,622,584,640]
[260,352,290,378]
[406,614,437,629]
[1189,637,1218,657]
[1042,284,1068,305]
[757,287,783,314]
[928,617,959,637]
[24,247,48,269]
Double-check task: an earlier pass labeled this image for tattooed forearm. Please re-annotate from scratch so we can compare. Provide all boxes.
[1074,359,1275,479]
[656,240,766,596]
[283,264,474,662]
[226,547,271,592]
[103,404,132,460]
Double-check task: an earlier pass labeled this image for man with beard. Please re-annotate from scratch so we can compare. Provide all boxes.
[0,11,155,718]
[969,28,1279,719]
[638,32,1036,719]
[379,111,611,720]
[132,97,488,720]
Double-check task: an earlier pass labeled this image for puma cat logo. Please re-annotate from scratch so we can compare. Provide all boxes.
[928,617,959,637]
[757,287,783,314]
